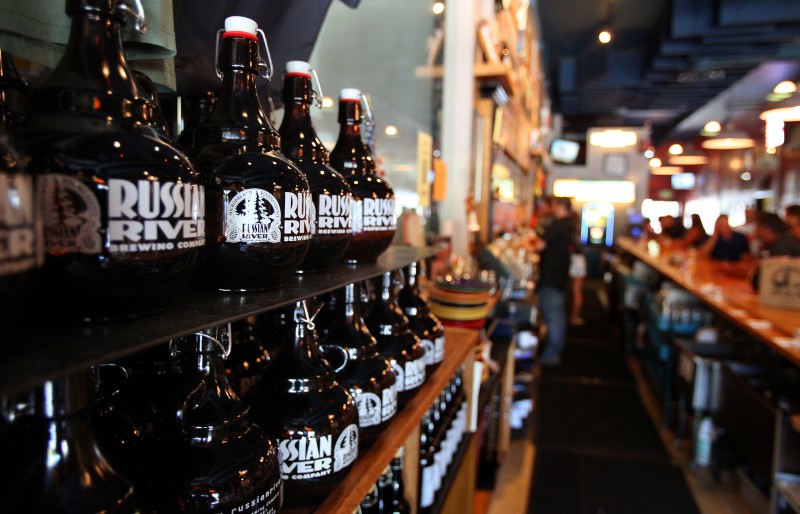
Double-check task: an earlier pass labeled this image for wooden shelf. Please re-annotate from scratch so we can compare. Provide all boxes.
[301,328,481,514]
[1,245,443,396]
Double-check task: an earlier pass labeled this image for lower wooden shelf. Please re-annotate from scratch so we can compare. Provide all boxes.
[289,327,480,514]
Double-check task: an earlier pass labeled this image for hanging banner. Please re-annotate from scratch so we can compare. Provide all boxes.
[417,131,432,208]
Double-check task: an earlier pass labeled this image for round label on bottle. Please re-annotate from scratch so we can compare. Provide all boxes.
[0,172,41,275]
[421,339,435,366]
[38,174,102,254]
[381,385,398,422]
[435,336,445,363]
[403,358,426,390]
[226,189,312,244]
[222,475,282,514]
[392,360,405,392]
[356,391,382,428]
[351,197,395,234]
[315,193,351,235]
[333,424,359,472]
[106,178,205,254]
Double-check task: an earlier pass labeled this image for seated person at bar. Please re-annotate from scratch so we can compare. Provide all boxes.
[658,215,685,240]
[785,204,800,241]
[698,214,750,262]
[718,212,800,283]
[683,213,709,248]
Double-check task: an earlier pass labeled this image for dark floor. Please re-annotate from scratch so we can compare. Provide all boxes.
[528,281,700,514]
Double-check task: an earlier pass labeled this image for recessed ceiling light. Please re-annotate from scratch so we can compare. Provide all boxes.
[598,30,612,44]
[432,2,444,15]
[668,144,683,155]
[384,125,399,136]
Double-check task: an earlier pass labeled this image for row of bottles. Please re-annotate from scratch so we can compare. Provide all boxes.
[0,4,398,321]
[2,262,447,512]
[419,368,468,514]
[358,448,411,514]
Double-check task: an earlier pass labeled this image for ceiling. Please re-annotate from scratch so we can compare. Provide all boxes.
[537,0,800,145]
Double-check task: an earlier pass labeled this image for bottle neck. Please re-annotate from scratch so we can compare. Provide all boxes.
[50,10,136,97]
[205,36,280,149]
[337,100,363,139]
[279,74,329,162]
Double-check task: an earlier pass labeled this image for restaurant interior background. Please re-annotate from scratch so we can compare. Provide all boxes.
[303,0,800,262]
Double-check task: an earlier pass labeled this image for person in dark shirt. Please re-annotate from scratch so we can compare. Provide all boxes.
[698,215,750,262]
[683,213,709,248]
[659,215,685,240]
[528,196,573,366]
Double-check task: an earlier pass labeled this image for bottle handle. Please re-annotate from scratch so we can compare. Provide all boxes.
[320,344,350,374]
[116,0,147,34]
[169,326,232,360]
[91,363,130,400]
[310,67,324,109]
[360,92,373,126]
[256,29,274,79]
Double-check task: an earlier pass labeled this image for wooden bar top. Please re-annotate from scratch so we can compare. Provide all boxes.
[617,237,800,367]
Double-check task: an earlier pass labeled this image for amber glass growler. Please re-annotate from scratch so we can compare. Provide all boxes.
[247,301,359,507]
[398,262,445,374]
[14,0,204,321]
[0,370,135,512]
[192,17,311,291]
[135,326,282,513]
[318,282,398,447]
[366,271,427,405]
[279,61,352,272]
[329,89,395,263]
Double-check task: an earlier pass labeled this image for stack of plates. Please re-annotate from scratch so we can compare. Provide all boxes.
[429,277,492,329]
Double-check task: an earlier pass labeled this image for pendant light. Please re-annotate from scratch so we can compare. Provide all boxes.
[668,144,708,166]
[700,124,755,150]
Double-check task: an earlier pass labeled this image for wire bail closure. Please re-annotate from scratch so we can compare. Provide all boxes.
[214,28,274,80]
[170,325,232,360]
[299,301,324,331]
[360,93,373,126]
[310,67,324,109]
[117,0,147,33]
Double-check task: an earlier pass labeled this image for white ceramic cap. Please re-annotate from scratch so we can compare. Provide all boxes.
[340,88,361,101]
[286,61,311,75]
[224,16,258,36]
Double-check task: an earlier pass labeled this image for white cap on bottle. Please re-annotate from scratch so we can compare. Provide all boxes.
[286,61,311,76]
[340,88,361,101]
[224,16,258,36]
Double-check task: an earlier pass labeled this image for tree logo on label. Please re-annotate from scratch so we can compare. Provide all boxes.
[38,174,102,255]
[333,424,359,472]
[357,392,382,428]
[226,189,282,243]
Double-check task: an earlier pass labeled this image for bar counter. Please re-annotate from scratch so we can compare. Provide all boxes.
[617,237,800,367]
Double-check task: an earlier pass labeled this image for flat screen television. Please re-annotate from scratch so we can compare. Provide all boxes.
[671,172,696,190]
[549,138,584,164]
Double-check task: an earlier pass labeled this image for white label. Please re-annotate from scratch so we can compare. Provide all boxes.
[106,178,205,253]
[315,193,352,235]
[404,358,426,390]
[392,360,405,393]
[356,391,382,428]
[225,476,281,514]
[225,189,312,244]
[333,424,359,472]
[351,197,395,234]
[0,173,40,275]
[435,336,445,363]
[420,464,437,507]
[421,339,435,366]
[39,174,102,254]
[381,385,398,422]
[279,434,334,480]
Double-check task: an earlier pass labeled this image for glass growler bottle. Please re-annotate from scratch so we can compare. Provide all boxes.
[0,370,135,512]
[0,125,40,321]
[135,326,282,513]
[247,301,359,507]
[365,271,426,405]
[192,17,311,291]
[225,314,279,397]
[389,447,411,514]
[279,61,352,272]
[318,282,398,447]
[329,89,395,263]
[398,262,445,374]
[14,0,204,321]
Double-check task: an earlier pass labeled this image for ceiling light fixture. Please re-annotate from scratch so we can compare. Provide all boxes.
[773,80,797,95]
[760,105,800,122]
[667,144,707,166]
[668,143,683,155]
[384,125,399,136]
[700,120,722,136]
[598,30,611,44]
[589,129,637,148]
[700,124,756,150]
[650,166,683,175]
[432,2,444,15]
[648,157,662,168]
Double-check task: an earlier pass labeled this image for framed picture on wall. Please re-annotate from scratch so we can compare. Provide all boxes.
[603,154,628,177]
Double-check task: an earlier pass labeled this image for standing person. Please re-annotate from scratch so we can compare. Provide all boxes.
[528,197,573,366]
[569,210,587,326]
